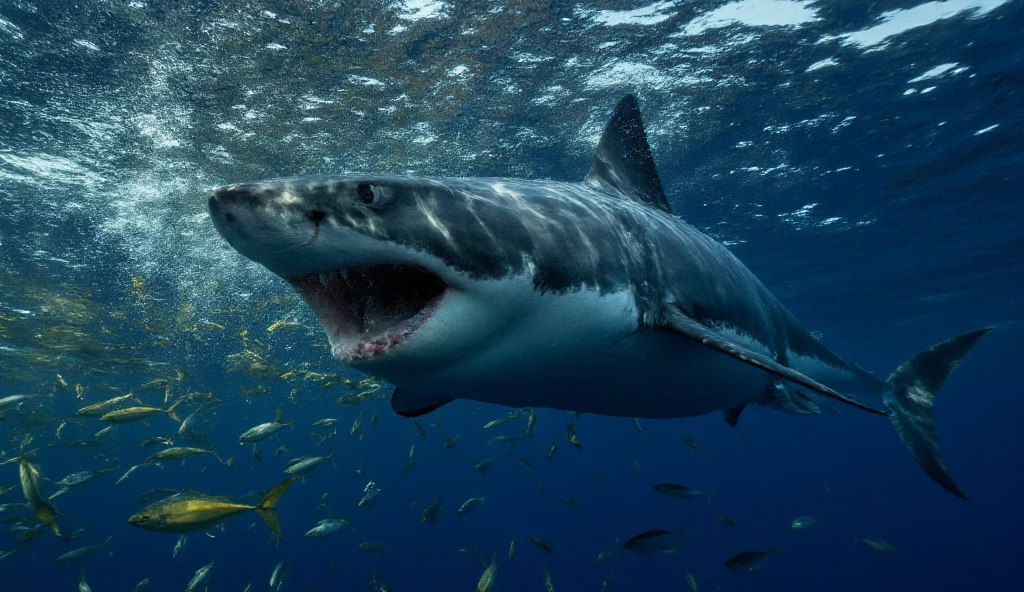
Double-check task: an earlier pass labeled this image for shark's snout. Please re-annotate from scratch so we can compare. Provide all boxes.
[208,183,269,230]
[207,181,321,269]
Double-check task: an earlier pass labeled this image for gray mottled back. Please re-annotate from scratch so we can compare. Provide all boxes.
[283,172,826,365]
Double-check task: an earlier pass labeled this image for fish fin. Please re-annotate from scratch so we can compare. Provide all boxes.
[391,388,454,418]
[661,309,885,415]
[883,328,991,500]
[585,94,671,214]
[165,398,185,423]
[723,404,745,427]
[256,478,296,538]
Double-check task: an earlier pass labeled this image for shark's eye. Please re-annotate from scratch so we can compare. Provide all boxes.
[357,183,375,204]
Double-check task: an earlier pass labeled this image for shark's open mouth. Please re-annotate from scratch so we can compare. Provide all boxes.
[288,264,447,362]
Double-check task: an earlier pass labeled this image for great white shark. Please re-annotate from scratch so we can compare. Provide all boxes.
[209,95,988,499]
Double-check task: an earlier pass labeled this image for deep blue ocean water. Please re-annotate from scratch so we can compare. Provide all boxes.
[1,1,1022,591]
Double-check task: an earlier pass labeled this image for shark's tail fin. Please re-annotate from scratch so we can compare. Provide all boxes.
[883,328,991,499]
[256,478,295,538]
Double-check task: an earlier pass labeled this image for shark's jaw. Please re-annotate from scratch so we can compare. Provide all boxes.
[288,264,447,363]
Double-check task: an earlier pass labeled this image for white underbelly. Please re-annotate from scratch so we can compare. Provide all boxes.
[454,331,770,418]
[369,301,768,418]
[356,280,773,419]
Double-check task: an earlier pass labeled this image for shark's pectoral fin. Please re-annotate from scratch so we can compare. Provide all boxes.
[661,310,886,416]
[723,405,745,427]
[391,388,454,418]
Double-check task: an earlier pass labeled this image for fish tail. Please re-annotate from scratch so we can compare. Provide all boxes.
[256,478,296,538]
[883,328,991,500]
[210,448,233,467]
[327,448,337,466]
[166,398,186,423]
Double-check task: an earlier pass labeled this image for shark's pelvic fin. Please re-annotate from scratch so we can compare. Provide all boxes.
[585,94,672,214]
[724,404,746,427]
[883,328,991,500]
[391,388,454,418]
[662,308,886,416]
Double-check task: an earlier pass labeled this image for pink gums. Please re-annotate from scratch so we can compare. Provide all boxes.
[333,294,442,363]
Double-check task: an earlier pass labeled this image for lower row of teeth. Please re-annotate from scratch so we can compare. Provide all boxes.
[337,301,437,360]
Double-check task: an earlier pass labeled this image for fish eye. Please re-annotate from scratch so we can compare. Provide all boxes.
[357,183,375,204]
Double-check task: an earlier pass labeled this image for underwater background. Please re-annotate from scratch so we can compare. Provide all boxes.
[1,0,1022,590]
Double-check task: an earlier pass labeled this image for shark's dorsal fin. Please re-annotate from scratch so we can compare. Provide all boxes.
[585,94,671,214]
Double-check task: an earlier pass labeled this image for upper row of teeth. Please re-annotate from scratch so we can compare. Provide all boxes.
[317,269,345,285]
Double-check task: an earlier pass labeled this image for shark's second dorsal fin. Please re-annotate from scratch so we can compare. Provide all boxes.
[585,94,671,214]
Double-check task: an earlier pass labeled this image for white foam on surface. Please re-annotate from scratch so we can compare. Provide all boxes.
[584,61,674,90]
[908,62,964,82]
[974,124,998,135]
[825,0,1009,48]
[587,1,677,26]
[806,58,838,72]
[349,75,385,86]
[74,39,100,51]
[395,0,448,21]
[0,153,105,187]
[447,65,472,80]
[681,0,820,36]
[0,16,24,40]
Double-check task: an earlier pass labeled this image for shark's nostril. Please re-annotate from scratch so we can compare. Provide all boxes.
[223,212,236,224]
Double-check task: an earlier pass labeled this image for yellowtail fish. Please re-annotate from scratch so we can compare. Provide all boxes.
[128,478,295,537]
[725,549,778,572]
[54,535,113,564]
[146,447,227,464]
[854,536,898,554]
[100,398,187,424]
[75,393,140,417]
[19,457,68,539]
[239,408,293,443]
[476,553,497,592]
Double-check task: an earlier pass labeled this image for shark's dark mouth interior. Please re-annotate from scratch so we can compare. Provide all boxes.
[288,264,446,361]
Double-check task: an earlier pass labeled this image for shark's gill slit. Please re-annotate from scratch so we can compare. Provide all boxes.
[305,210,326,244]
[288,264,446,361]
